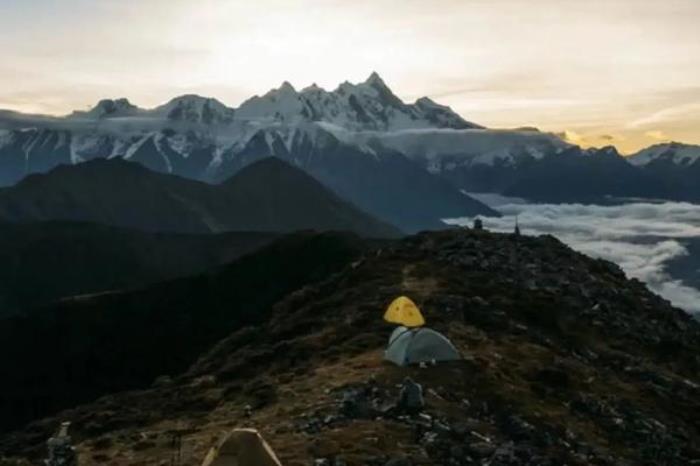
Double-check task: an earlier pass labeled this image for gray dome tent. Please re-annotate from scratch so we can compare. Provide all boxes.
[384,326,461,366]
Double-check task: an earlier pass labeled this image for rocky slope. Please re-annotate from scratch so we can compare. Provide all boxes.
[0,157,401,237]
[1,229,698,465]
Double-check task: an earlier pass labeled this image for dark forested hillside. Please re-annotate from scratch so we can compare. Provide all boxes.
[0,231,369,435]
[0,221,279,317]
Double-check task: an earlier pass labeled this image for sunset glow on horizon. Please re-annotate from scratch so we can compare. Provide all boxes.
[1,0,698,153]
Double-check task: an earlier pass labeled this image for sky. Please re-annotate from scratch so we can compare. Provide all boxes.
[0,0,698,153]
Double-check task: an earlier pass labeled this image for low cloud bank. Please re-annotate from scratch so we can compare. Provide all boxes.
[447,196,700,315]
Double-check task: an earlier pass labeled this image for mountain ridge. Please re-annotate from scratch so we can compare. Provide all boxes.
[1,74,699,212]
[0,157,402,238]
[628,142,700,166]
[59,72,479,131]
[1,228,698,465]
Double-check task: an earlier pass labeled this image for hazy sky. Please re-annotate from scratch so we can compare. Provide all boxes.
[1,0,698,152]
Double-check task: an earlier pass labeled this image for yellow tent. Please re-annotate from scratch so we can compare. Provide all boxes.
[201,428,282,466]
[383,296,425,327]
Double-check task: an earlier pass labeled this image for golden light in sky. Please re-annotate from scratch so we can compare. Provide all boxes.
[1,0,698,153]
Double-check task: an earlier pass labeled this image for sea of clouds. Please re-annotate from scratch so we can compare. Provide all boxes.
[447,194,700,315]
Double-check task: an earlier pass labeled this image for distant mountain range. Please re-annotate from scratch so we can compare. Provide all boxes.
[0,73,699,226]
[0,73,501,232]
[424,141,700,203]
[627,142,700,201]
[0,157,400,237]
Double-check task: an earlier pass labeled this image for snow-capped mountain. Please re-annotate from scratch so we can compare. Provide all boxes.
[60,72,476,132]
[373,127,569,173]
[628,142,700,167]
[0,73,503,232]
[70,98,144,120]
[236,72,479,131]
[626,142,700,202]
[2,72,699,227]
[491,145,675,202]
[152,95,235,125]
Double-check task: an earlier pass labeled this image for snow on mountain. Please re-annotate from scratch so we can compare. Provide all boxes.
[0,129,12,150]
[581,146,620,158]
[370,127,569,170]
[6,72,481,136]
[236,72,480,131]
[70,98,143,120]
[69,133,115,163]
[68,94,233,126]
[152,95,235,125]
[51,72,478,135]
[628,142,700,166]
[236,81,306,123]
[0,73,637,199]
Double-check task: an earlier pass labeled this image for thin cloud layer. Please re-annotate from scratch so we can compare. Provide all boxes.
[447,198,700,314]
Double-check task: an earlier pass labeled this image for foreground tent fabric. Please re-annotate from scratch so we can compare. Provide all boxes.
[201,428,282,466]
[383,296,426,327]
[384,326,461,366]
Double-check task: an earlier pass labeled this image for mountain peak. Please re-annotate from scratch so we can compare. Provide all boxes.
[262,81,298,98]
[75,98,141,119]
[629,141,700,166]
[601,145,620,155]
[155,94,234,124]
[45,74,483,132]
[365,71,387,88]
[279,81,297,93]
[302,83,322,93]
[167,94,211,103]
[578,145,620,159]
[111,97,133,106]
[415,96,439,107]
[216,156,403,237]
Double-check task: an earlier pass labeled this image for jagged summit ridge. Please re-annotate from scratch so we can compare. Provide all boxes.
[70,98,142,119]
[629,141,700,166]
[153,94,235,125]
[233,71,480,130]
[64,72,480,131]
